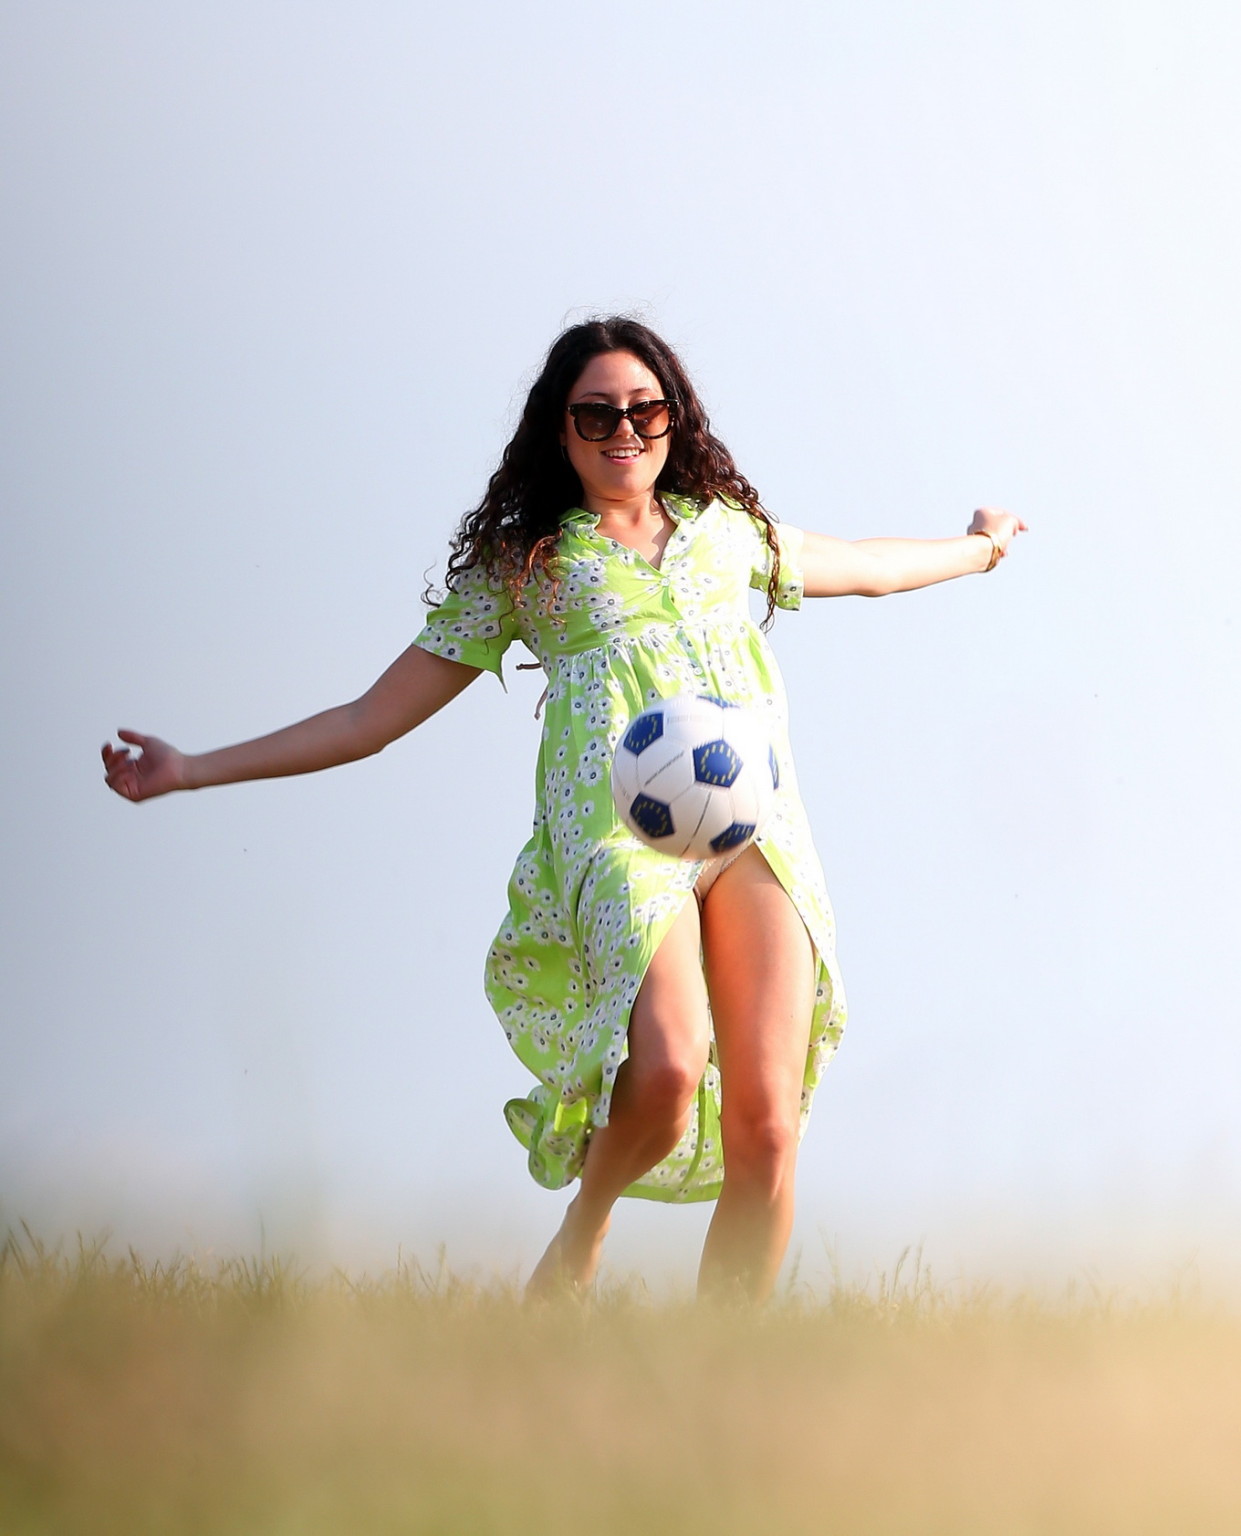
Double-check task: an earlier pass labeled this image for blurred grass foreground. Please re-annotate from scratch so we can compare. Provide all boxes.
[4,1228,1241,1535]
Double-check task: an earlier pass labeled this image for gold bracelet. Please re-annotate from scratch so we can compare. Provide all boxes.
[971,529,1002,572]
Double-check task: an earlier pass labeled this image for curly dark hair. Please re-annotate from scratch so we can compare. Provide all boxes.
[440,316,783,627]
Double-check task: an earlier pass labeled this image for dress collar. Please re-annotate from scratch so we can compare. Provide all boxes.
[559,493,701,529]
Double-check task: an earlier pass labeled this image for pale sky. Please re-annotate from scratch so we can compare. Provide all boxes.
[3,0,1240,1288]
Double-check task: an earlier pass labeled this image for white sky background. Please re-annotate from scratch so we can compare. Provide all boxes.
[3,0,1240,1288]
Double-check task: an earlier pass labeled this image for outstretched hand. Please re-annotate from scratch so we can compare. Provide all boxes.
[101,730,188,802]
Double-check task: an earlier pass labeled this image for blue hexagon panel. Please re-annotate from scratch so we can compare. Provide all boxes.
[710,821,757,854]
[630,793,674,839]
[623,712,664,755]
[692,740,741,788]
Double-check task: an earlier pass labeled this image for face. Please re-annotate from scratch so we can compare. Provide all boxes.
[561,350,672,513]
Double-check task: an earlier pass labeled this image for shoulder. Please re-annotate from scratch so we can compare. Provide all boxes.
[667,493,755,531]
[704,494,776,529]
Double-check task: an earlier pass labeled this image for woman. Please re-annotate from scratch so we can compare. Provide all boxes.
[103,317,1024,1301]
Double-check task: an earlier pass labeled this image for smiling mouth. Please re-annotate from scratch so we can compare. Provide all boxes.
[603,446,642,460]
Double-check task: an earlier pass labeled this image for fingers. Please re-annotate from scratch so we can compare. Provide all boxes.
[102,734,141,798]
[102,752,134,784]
[104,768,138,799]
[102,734,138,761]
[103,732,151,768]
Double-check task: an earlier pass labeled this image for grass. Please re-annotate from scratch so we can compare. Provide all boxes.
[3,1226,1241,1534]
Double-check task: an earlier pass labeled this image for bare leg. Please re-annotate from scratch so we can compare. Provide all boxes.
[697,846,816,1303]
[526,894,710,1297]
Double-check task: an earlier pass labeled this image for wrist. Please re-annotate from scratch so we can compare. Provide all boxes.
[180,752,207,791]
[968,529,1001,572]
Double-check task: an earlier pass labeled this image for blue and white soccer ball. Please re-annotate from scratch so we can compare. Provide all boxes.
[610,693,778,861]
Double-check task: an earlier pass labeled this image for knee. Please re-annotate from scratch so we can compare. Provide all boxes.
[628,1051,702,1126]
[722,1108,799,1194]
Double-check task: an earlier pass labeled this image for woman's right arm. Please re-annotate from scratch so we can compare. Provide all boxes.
[102,645,480,802]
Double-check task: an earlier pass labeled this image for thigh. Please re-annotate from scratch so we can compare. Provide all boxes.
[700,846,816,1119]
[626,891,712,1081]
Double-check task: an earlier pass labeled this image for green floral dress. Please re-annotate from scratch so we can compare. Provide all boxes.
[414,495,847,1202]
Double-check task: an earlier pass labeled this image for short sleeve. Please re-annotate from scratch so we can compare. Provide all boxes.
[414,564,519,680]
[749,520,805,611]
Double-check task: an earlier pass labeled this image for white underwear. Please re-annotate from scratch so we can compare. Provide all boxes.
[692,846,747,907]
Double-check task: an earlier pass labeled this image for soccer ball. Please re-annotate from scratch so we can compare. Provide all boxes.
[611,694,778,861]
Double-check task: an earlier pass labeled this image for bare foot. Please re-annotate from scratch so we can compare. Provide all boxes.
[525,1199,610,1300]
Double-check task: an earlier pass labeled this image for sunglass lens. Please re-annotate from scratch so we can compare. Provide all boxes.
[631,402,672,438]
[574,405,621,440]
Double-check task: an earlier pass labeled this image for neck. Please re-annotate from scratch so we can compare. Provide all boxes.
[583,490,664,525]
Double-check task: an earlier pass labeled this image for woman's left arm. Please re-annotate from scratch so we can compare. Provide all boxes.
[800,507,1027,598]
